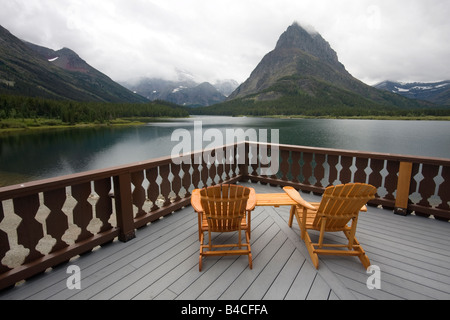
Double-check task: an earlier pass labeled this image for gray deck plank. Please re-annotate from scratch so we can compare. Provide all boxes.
[219,231,287,300]
[329,258,449,300]
[262,249,306,300]
[306,274,332,300]
[173,209,272,300]
[285,261,320,300]
[241,239,295,300]
[0,182,449,300]
[58,214,199,300]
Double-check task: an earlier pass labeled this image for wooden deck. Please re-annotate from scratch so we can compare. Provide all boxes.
[0,182,449,301]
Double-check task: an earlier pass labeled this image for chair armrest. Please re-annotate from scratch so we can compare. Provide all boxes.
[191,189,203,213]
[283,186,317,210]
[246,188,256,211]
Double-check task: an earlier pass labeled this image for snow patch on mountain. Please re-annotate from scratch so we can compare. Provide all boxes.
[375,80,450,105]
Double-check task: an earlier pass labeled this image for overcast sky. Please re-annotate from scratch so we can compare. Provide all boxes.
[1,0,449,85]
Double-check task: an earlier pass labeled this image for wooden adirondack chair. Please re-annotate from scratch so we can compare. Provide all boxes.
[284,183,377,269]
[196,184,253,271]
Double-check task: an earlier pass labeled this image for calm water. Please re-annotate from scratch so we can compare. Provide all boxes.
[1,116,449,187]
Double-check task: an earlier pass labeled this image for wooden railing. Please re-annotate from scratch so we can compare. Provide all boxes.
[244,142,450,220]
[0,142,449,290]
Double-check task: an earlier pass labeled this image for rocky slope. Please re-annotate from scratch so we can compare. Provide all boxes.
[0,25,147,103]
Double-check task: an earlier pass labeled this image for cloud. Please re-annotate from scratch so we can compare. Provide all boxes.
[1,0,449,85]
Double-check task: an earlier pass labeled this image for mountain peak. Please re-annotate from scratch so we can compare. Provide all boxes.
[275,22,341,67]
[228,23,348,100]
[53,47,90,73]
[275,22,317,49]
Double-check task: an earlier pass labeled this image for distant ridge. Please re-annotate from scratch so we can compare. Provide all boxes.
[122,75,239,107]
[375,80,450,106]
[0,25,148,103]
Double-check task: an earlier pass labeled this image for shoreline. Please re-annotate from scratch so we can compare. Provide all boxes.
[0,117,179,135]
[257,115,450,121]
[2,114,450,135]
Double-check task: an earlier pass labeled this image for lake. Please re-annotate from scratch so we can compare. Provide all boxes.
[1,116,449,187]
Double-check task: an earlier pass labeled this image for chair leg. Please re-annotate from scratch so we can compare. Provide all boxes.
[303,231,319,269]
[246,231,252,269]
[359,253,371,270]
[293,209,307,240]
[199,232,204,271]
[198,213,202,241]
[246,210,252,239]
[288,205,295,227]
[343,230,371,269]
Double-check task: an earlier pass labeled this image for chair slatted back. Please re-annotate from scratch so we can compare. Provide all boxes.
[200,184,250,233]
[313,183,377,231]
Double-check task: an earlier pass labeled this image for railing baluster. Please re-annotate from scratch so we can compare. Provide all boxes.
[314,153,326,189]
[327,154,339,186]
[437,166,450,212]
[72,183,94,242]
[291,151,301,184]
[339,155,353,184]
[131,171,146,218]
[181,162,192,197]
[385,161,400,203]
[43,188,69,253]
[0,203,11,274]
[302,152,313,187]
[248,143,258,177]
[278,149,289,181]
[208,154,217,185]
[159,164,172,207]
[171,163,182,202]
[146,167,160,212]
[368,158,384,198]
[94,178,113,233]
[416,164,440,217]
[200,160,209,188]
[354,158,369,184]
[191,157,201,189]
[436,165,450,221]
[13,194,43,264]
[216,150,225,184]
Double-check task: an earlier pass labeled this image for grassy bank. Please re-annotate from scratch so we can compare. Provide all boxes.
[262,115,450,121]
[0,117,161,134]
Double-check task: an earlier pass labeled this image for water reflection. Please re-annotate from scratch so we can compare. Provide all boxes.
[1,116,449,187]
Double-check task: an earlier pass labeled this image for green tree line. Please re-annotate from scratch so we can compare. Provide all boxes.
[190,92,450,118]
[0,94,189,126]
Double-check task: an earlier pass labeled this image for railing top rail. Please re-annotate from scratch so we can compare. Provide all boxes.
[0,141,247,200]
[0,154,169,200]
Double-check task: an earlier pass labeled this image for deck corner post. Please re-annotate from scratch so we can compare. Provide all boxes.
[242,142,250,179]
[113,173,136,242]
[394,161,413,216]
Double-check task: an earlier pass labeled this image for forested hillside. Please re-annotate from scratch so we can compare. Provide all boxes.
[0,94,188,128]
